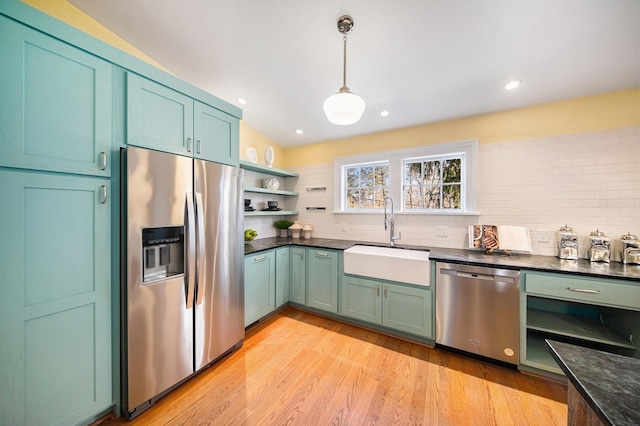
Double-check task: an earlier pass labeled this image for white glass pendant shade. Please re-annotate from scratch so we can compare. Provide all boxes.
[323,88,366,126]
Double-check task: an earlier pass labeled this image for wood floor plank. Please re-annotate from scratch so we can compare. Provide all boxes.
[105,308,567,425]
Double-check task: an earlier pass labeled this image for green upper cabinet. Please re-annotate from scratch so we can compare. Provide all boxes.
[0,169,112,426]
[0,16,112,177]
[307,249,339,314]
[127,73,239,166]
[127,73,193,156]
[193,101,239,165]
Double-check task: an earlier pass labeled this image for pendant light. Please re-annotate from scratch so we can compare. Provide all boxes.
[323,15,366,126]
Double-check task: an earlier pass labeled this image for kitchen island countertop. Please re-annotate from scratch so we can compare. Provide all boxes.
[244,237,640,282]
[547,340,640,426]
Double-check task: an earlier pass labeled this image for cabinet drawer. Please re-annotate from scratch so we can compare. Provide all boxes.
[525,273,640,310]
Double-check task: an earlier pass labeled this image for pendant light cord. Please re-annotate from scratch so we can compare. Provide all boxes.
[342,35,348,89]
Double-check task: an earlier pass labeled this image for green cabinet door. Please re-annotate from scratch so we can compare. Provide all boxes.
[290,247,307,304]
[194,101,239,166]
[275,247,290,308]
[383,283,432,338]
[127,73,194,156]
[307,249,339,313]
[0,16,112,177]
[244,251,276,326]
[341,275,382,325]
[0,170,112,426]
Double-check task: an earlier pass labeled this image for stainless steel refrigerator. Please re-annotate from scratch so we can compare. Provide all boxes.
[121,146,244,418]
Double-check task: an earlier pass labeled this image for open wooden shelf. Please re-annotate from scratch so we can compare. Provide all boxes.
[239,161,299,177]
[244,186,298,196]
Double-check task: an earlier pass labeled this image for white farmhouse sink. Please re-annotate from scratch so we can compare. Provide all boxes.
[343,245,431,287]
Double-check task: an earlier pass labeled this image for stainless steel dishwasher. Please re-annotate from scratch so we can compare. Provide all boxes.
[435,262,520,364]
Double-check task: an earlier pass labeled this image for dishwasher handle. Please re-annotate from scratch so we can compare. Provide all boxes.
[455,271,495,281]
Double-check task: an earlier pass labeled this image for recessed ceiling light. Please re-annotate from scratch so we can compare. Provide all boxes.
[237,98,247,105]
[295,129,304,134]
[380,110,390,117]
[505,80,522,90]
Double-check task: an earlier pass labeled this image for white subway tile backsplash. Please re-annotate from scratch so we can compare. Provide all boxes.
[260,126,640,256]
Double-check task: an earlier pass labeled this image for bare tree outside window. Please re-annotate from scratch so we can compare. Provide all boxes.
[404,158,461,210]
[345,163,389,210]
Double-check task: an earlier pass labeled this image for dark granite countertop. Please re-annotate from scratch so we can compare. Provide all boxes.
[244,237,640,282]
[547,340,640,426]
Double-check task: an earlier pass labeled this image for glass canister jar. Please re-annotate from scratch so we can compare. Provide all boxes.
[557,225,578,260]
[615,232,640,264]
[588,230,610,263]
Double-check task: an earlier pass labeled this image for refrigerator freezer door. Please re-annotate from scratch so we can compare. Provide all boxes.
[194,159,245,370]
[124,147,195,411]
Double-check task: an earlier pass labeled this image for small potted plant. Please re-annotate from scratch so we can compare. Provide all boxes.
[273,219,294,238]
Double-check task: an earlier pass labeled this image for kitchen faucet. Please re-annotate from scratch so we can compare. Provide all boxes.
[383,196,401,247]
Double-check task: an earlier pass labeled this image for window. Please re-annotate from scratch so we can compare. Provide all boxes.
[404,156,462,210]
[345,162,389,210]
[334,140,477,214]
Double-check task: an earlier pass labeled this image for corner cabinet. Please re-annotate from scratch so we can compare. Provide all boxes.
[520,271,640,376]
[275,247,290,308]
[0,15,112,177]
[290,247,307,304]
[239,161,299,216]
[127,73,239,166]
[341,275,433,339]
[0,170,112,426]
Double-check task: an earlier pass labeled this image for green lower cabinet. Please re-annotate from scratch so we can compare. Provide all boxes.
[290,247,307,304]
[244,251,276,326]
[383,282,432,338]
[341,275,383,325]
[307,249,339,313]
[341,274,433,339]
[0,169,112,426]
[275,247,290,308]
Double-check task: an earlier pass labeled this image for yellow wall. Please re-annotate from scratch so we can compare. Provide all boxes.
[22,0,169,71]
[239,121,286,168]
[284,89,640,168]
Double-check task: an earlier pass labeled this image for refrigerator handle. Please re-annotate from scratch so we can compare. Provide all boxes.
[185,192,196,309]
[195,192,206,305]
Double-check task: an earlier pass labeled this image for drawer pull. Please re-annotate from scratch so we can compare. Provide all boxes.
[253,256,268,262]
[567,287,602,294]
[315,252,329,257]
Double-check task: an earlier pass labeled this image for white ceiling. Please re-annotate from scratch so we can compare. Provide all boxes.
[68,0,640,147]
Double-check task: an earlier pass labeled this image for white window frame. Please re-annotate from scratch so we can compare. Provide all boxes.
[334,140,478,215]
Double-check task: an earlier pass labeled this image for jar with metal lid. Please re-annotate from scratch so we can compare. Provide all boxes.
[614,232,640,264]
[557,225,578,260]
[588,230,610,263]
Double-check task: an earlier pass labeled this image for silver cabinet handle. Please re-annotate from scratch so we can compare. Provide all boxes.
[99,152,107,170]
[567,287,602,294]
[253,255,268,262]
[195,193,205,306]
[315,252,329,257]
[377,286,380,297]
[187,137,192,152]
[185,193,196,309]
[100,185,107,204]
[384,287,388,298]
[196,140,202,154]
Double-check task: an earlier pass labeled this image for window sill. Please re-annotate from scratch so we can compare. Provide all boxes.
[333,210,481,216]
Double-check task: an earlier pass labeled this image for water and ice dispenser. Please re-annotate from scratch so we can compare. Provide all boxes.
[142,226,185,282]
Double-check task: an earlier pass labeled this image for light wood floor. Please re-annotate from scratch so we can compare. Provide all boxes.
[106,307,567,425]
